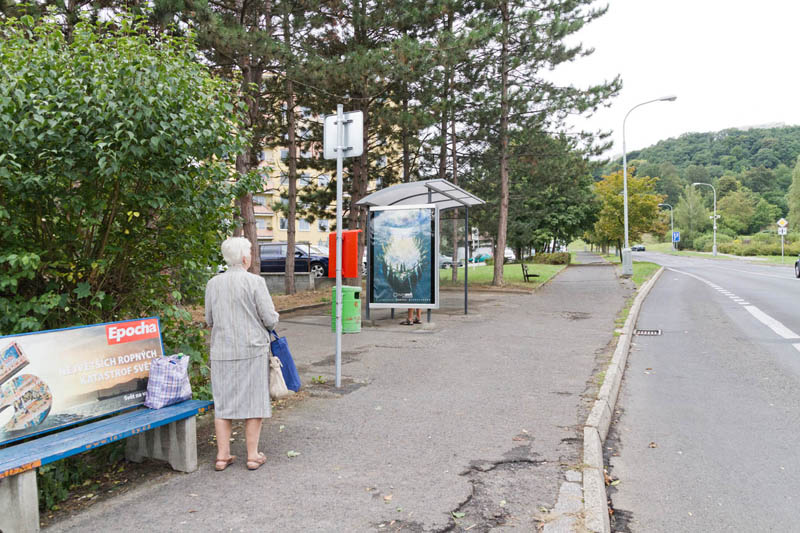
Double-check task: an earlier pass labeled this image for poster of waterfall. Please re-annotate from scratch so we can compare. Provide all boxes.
[368,205,439,309]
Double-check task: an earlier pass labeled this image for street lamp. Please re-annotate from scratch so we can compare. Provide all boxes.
[659,203,674,251]
[692,182,717,256]
[622,95,677,276]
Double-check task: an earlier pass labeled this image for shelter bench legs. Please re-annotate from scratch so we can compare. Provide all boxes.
[125,416,198,473]
[0,469,39,532]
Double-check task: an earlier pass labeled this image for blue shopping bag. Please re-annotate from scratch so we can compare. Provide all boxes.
[270,330,301,392]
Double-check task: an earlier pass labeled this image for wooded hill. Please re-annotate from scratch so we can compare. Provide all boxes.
[602,125,800,217]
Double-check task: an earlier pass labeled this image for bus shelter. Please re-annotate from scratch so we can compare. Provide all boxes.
[356,179,485,319]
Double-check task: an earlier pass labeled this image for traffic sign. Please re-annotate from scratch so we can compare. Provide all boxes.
[323,111,364,160]
[777,218,788,228]
[672,231,680,243]
[778,227,788,235]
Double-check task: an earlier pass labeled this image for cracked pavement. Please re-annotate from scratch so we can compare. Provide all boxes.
[48,254,631,532]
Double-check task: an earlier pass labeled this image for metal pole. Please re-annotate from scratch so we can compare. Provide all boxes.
[659,203,673,251]
[712,186,717,256]
[464,206,469,315]
[365,209,371,321]
[782,234,785,263]
[335,104,344,388]
[621,96,677,275]
[427,188,432,323]
[693,182,717,256]
[671,209,675,251]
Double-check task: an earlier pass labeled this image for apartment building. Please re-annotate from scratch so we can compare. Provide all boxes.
[252,146,333,248]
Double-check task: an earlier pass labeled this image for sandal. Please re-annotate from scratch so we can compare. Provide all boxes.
[413,318,421,324]
[400,320,413,326]
[214,456,236,471]
[247,452,267,470]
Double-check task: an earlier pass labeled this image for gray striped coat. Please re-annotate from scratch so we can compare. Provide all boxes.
[205,265,280,361]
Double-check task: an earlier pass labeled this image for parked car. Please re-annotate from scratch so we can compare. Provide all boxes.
[795,254,800,278]
[631,244,646,252]
[260,243,329,277]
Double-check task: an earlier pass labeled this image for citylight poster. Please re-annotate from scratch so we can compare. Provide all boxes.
[369,205,439,309]
[0,317,164,445]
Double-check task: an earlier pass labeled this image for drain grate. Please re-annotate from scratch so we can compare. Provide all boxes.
[634,329,662,336]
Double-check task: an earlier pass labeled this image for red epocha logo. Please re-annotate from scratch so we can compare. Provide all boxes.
[106,319,160,345]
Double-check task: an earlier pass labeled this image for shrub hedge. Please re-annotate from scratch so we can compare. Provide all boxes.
[532,252,571,265]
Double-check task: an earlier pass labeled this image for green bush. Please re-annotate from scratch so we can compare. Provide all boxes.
[532,252,571,265]
[694,233,733,252]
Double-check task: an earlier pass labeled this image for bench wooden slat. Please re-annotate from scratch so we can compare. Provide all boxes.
[0,400,212,479]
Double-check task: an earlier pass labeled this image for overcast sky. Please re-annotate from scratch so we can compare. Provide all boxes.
[552,0,800,157]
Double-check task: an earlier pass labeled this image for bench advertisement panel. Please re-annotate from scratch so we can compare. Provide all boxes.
[368,204,440,309]
[0,317,164,445]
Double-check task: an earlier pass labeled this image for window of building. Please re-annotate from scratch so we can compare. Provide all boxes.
[279,218,288,230]
[256,218,267,230]
[280,149,289,160]
[299,219,311,231]
[280,173,289,186]
[253,194,266,206]
[300,173,312,187]
[318,219,330,231]
[318,174,330,187]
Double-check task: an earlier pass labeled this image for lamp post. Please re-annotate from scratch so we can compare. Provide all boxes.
[622,95,677,276]
[659,203,674,251]
[692,182,717,256]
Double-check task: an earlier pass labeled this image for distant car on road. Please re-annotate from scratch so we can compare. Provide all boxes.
[631,244,646,252]
[260,243,329,278]
[795,254,800,278]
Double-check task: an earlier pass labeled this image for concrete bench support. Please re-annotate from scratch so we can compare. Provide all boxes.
[125,416,198,473]
[0,469,39,533]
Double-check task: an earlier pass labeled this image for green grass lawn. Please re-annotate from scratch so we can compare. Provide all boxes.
[632,261,660,287]
[439,262,565,289]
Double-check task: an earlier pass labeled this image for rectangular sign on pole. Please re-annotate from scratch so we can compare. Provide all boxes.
[368,205,440,310]
[672,231,680,243]
[323,111,364,160]
[778,227,788,235]
[0,318,164,445]
[324,106,364,389]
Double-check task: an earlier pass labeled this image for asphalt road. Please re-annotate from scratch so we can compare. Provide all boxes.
[608,251,800,532]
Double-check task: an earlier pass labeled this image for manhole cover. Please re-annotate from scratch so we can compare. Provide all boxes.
[634,329,662,336]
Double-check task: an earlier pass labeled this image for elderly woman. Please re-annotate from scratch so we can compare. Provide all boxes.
[205,236,279,471]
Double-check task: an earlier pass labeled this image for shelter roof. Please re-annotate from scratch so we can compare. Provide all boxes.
[356,179,484,211]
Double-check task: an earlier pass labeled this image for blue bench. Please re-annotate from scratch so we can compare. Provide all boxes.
[0,319,213,532]
[0,400,212,531]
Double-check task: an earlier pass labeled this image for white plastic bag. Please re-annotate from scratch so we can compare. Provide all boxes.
[269,356,292,400]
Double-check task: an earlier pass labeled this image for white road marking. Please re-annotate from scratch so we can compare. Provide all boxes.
[743,306,800,340]
[669,268,799,341]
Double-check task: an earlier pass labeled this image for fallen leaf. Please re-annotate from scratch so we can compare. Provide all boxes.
[452,511,465,519]
[611,480,620,486]
[279,425,285,432]
[287,450,301,458]
[499,500,507,507]
[384,494,393,503]
[649,442,657,448]
[188,510,197,513]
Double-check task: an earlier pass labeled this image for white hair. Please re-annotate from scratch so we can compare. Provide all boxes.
[221,237,252,267]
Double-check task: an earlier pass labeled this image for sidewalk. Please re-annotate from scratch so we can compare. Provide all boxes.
[49,253,632,532]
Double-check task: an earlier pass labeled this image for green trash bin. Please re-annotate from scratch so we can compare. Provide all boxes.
[331,286,361,333]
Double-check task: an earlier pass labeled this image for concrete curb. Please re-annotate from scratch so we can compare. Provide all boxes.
[582,266,665,532]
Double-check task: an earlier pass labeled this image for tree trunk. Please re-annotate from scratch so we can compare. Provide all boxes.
[236,152,260,274]
[438,61,449,180]
[349,105,370,287]
[402,86,411,183]
[284,15,297,295]
[492,1,510,286]
[450,86,459,283]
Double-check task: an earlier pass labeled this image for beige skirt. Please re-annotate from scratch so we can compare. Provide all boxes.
[210,356,271,419]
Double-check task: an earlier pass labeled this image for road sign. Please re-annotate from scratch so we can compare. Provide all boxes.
[672,231,680,243]
[778,227,788,235]
[323,111,364,160]
[777,218,788,228]
[471,227,479,240]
